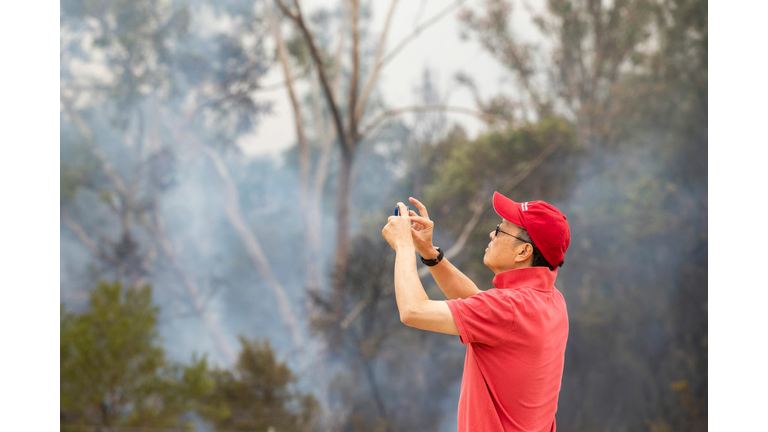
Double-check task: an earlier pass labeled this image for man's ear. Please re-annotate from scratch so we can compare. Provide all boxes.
[514,243,533,263]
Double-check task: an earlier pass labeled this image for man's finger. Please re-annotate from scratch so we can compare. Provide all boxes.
[409,197,429,220]
[409,215,432,226]
[409,210,422,227]
[396,202,407,218]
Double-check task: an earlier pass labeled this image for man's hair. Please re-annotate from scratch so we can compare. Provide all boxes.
[517,228,562,270]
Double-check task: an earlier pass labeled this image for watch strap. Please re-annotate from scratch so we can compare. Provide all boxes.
[420,247,444,267]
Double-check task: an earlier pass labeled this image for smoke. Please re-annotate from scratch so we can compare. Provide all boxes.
[551,130,707,429]
[60,1,707,429]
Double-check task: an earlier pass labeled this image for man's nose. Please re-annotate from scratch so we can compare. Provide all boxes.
[489,231,495,240]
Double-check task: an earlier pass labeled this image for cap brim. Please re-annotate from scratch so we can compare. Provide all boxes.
[493,191,525,228]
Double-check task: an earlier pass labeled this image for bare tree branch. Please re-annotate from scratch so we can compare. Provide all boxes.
[256,66,313,91]
[379,0,465,70]
[61,208,100,257]
[271,6,325,314]
[61,91,238,363]
[302,12,346,309]
[274,0,351,157]
[273,0,299,21]
[201,140,306,363]
[340,297,372,330]
[141,208,238,364]
[310,73,327,145]
[354,0,399,126]
[274,0,358,312]
[347,0,361,141]
[360,104,505,139]
[311,9,347,199]
[61,91,147,288]
[163,105,308,366]
[270,6,310,209]
[60,91,128,197]
[136,242,159,289]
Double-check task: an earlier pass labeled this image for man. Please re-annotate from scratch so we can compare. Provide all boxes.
[381,191,571,432]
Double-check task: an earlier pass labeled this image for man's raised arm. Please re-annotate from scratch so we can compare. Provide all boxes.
[408,197,480,300]
[420,252,481,300]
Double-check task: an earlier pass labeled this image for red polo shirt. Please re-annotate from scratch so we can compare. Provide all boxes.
[446,267,569,432]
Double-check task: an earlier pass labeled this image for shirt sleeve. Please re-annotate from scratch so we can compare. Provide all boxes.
[445,289,517,346]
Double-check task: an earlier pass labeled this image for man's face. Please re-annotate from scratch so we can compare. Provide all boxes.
[483,219,530,274]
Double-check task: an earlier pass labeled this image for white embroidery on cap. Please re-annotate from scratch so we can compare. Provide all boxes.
[522,202,529,211]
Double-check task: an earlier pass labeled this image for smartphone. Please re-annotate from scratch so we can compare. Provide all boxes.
[394,205,409,216]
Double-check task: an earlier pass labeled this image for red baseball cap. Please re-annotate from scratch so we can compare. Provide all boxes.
[492,191,571,268]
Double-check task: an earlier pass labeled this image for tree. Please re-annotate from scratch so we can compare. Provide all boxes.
[420,116,580,279]
[200,336,320,431]
[61,281,319,431]
[60,0,308,365]
[60,281,213,430]
[267,1,493,420]
[459,0,657,143]
[272,0,494,317]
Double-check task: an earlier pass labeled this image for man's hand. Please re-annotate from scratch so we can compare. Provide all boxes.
[408,197,437,259]
[382,202,415,251]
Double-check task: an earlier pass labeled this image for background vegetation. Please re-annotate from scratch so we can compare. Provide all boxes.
[60,0,707,430]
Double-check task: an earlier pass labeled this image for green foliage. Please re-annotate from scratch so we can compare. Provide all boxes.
[60,281,213,430]
[286,33,312,69]
[61,282,317,431]
[459,0,659,141]
[425,116,577,210]
[415,117,580,284]
[61,0,191,111]
[200,336,320,431]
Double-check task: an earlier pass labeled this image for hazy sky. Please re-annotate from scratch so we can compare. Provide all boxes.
[240,0,543,157]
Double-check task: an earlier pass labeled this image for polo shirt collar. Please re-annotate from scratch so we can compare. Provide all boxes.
[492,266,558,292]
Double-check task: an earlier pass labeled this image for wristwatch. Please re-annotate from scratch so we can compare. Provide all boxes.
[420,247,444,267]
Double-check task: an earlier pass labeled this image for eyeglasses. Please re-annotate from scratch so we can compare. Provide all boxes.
[495,224,530,244]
